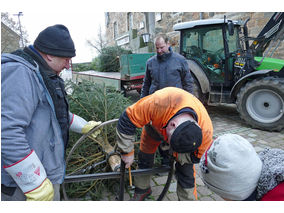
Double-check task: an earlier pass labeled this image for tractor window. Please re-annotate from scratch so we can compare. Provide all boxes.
[226,26,239,53]
[225,25,240,83]
[181,26,225,61]
[181,31,199,58]
[181,26,225,83]
[203,27,224,58]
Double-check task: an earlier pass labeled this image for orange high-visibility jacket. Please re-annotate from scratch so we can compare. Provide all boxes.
[125,87,213,158]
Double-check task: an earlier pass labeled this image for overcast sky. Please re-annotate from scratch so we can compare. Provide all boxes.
[2,0,281,64]
[2,0,112,63]
[5,11,105,63]
[19,12,105,63]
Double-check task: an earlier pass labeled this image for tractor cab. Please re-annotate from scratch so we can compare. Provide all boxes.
[174,19,241,89]
[173,14,284,131]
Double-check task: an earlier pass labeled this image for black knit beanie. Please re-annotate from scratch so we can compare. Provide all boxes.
[170,121,202,153]
[34,24,76,57]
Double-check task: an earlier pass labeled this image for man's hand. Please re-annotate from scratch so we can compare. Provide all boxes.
[82,121,102,140]
[121,150,134,168]
[25,178,54,201]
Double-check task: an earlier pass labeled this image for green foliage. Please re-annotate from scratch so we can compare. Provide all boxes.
[72,62,92,72]
[66,79,132,159]
[64,80,133,200]
[71,46,132,73]
[90,57,101,71]
[66,80,131,122]
[99,46,132,72]
[72,59,100,72]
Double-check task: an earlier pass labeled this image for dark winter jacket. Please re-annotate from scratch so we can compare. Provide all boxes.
[140,47,193,98]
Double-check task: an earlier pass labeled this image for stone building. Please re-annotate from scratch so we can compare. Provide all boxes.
[1,22,21,53]
[104,12,283,59]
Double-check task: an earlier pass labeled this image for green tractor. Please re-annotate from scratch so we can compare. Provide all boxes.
[174,12,284,131]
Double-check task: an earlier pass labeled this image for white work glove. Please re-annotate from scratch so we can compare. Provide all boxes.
[69,114,101,140]
[4,150,54,201]
[121,150,134,168]
[81,121,102,140]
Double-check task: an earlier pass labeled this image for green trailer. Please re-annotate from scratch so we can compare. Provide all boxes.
[72,53,154,95]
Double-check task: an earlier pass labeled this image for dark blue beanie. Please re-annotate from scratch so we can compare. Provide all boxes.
[34,24,76,57]
[170,121,202,153]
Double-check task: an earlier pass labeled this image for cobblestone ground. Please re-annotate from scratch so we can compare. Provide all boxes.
[155,104,283,201]
[102,92,284,201]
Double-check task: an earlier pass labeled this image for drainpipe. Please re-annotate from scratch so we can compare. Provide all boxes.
[144,12,155,52]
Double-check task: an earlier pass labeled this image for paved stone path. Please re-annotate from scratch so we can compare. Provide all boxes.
[102,102,284,201]
[152,104,284,201]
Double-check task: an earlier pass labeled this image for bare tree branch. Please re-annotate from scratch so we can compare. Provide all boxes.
[86,25,107,55]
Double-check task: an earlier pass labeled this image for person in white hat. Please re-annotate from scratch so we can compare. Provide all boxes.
[199,133,284,201]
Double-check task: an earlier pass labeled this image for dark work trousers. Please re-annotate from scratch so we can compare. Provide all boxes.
[175,162,195,188]
[136,150,195,189]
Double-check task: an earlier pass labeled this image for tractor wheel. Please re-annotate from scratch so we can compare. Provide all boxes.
[193,77,205,104]
[236,77,284,131]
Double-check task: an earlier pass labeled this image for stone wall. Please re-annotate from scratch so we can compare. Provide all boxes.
[105,12,149,52]
[1,22,20,53]
[104,12,283,59]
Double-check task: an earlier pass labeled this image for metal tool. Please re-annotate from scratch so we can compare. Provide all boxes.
[118,159,126,201]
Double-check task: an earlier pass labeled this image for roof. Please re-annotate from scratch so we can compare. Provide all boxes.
[173,19,241,31]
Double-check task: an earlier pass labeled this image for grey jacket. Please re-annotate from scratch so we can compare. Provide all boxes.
[140,48,193,98]
[1,53,66,186]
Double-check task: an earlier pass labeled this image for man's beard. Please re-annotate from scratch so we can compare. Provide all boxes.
[157,52,168,61]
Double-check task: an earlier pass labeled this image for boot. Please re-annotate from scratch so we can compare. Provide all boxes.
[130,187,152,201]
[130,174,152,201]
[176,183,196,201]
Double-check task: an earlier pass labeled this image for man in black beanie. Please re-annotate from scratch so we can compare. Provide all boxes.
[1,24,101,201]
[116,87,213,201]
[34,24,76,58]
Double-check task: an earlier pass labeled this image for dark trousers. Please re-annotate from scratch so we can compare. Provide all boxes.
[138,150,195,188]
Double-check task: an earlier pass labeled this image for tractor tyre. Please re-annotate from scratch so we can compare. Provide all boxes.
[193,77,206,105]
[236,77,284,131]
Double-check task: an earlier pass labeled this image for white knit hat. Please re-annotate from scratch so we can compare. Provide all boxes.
[199,134,263,200]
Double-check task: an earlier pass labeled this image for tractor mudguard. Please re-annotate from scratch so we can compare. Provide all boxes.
[187,59,210,94]
[230,69,274,100]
